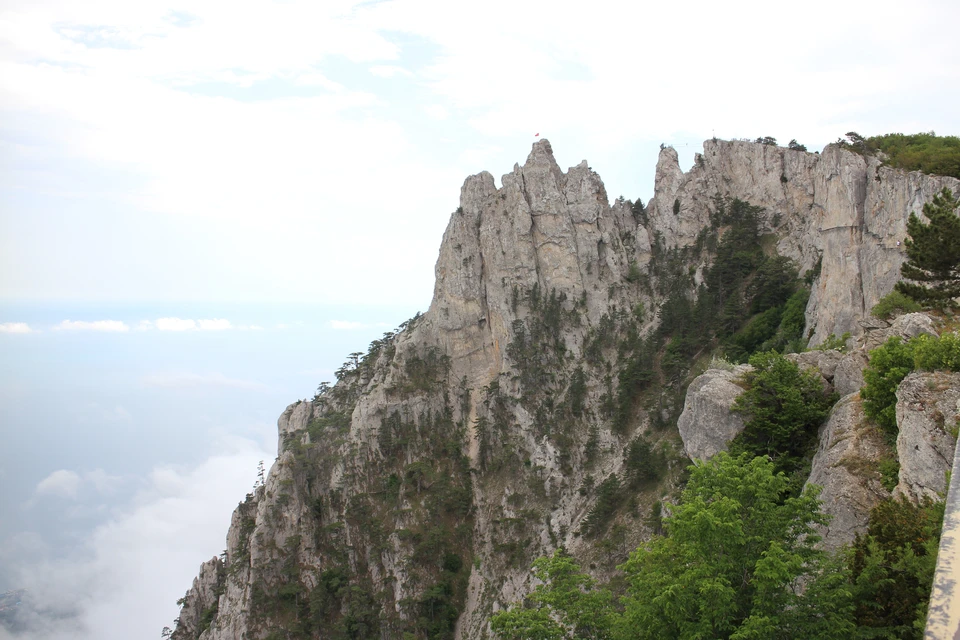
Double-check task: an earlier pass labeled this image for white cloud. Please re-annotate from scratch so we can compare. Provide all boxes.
[0,322,33,333]
[35,469,81,499]
[154,317,197,331]
[33,469,124,502]
[196,318,232,331]
[3,437,272,640]
[135,320,154,331]
[56,320,130,332]
[142,372,267,391]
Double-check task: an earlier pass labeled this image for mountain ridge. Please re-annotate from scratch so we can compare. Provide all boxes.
[170,138,960,640]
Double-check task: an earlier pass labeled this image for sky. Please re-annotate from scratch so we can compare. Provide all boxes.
[1,0,959,637]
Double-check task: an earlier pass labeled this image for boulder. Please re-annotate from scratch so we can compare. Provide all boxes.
[677,365,751,461]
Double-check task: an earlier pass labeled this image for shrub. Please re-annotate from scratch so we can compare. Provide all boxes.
[872,290,922,319]
[861,337,917,436]
[861,332,960,437]
[816,332,851,352]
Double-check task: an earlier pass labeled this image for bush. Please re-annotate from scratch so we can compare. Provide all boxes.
[867,131,960,179]
[816,332,851,353]
[872,290,922,319]
[861,337,918,436]
[861,333,960,437]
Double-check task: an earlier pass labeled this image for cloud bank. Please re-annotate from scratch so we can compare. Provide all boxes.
[2,437,272,640]
[0,323,33,334]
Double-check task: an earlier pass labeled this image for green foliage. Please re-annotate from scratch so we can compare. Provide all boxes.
[861,333,960,437]
[392,347,451,395]
[878,457,900,493]
[673,198,680,215]
[788,139,807,152]
[620,453,851,639]
[579,474,623,537]
[871,290,922,319]
[568,367,587,417]
[507,287,577,397]
[817,332,852,352]
[755,136,778,146]
[729,352,836,477]
[911,332,960,370]
[867,132,960,179]
[491,549,615,640]
[861,337,917,436]
[849,496,945,638]
[631,199,648,226]
[895,188,960,308]
[622,437,665,488]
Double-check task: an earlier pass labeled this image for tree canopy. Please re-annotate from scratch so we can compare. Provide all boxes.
[895,187,960,308]
[491,453,854,640]
[838,132,960,179]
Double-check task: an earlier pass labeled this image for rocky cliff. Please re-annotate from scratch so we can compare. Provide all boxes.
[171,139,960,640]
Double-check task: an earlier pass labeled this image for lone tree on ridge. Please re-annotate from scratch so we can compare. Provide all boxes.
[895,187,960,308]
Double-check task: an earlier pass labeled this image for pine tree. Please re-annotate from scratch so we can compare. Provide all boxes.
[895,187,960,308]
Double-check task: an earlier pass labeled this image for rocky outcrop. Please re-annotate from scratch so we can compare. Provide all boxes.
[805,394,890,550]
[787,349,844,394]
[833,351,868,397]
[677,365,750,460]
[170,557,223,640]
[895,372,960,502]
[649,141,960,346]
[172,139,960,640]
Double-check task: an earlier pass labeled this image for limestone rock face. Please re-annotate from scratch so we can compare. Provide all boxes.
[677,365,751,461]
[895,372,960,502]
[804,394,889,550]
[170,557,223,640]
[172,139,960,640]
[862,312,939,351]
[649,141,960,346]
[834,351,868,397]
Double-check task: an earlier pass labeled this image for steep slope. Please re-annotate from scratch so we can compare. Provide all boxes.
[171,139,959,640]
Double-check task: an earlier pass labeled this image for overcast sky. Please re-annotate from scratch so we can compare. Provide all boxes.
[2,0,959,638]
[3,0,959,306]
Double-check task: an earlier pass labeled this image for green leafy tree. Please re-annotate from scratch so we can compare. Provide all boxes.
[490,549,615,640]
[895,188,960,308]
[493,454,854,640]
[861,332,960,437]
[618,453,853,639]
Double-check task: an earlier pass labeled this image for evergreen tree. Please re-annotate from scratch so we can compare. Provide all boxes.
[895,188,960,308]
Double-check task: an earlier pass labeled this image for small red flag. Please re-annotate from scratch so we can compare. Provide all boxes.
[535,133,539,137]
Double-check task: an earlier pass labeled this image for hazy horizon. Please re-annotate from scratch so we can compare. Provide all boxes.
[0,299,421,638]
